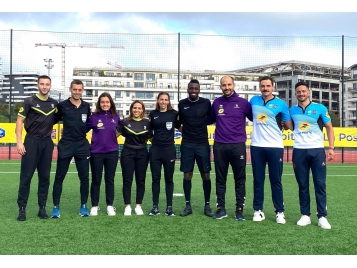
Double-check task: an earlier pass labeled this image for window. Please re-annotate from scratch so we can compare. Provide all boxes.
[159,83,163,88]
[85,90,92,97]
[113,81,121,87]
[115,91,122,98]
[203,93,210,99]
[168,83,172,89]
[94,90,98,97]
[253,85,257,91]
[159,74,162,79]
[115,103,122,108]
[214,94,221,99]
[93,72,99,77]
[353,83,357,89]
[126,82,130,88]
[107,72,114,77]
[215,76,219,82]
[116,73,121,77]
[126,92,130,97]
[134,82,144,88]
[146,73,155,80]
[245,85,248,90]
[135,92,154,99]
[104,81,109,86]
[79,72,86,76]
[126,73,131,78]
[168,93,174,99]
[168,74,172,79]
[134,73,144,80]
[146,83,155,88]
[85,81,92,86]
[95,81,98,86]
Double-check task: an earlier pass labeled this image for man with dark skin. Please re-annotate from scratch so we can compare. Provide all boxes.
[178,79,213,217]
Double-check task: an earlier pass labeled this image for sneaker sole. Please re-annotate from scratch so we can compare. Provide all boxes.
[51,215,60,218]
[180,212,192,216]
[79,214,89,217]
[297,222,311,226]
[212,215,228,219]
[149,213,160,216]
[236,218,245,221]
[318,223,331,229]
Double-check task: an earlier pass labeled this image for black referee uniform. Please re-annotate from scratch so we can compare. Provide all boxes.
[52,98,91,207]
[17,94,58,211]
[178,97,212,208]
[118,118,152,206]
[149,109,180,209]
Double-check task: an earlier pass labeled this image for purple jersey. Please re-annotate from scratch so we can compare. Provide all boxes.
[209,92,252,143]
[87,110,120,153]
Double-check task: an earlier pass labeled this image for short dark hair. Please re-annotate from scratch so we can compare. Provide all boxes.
[259,76,274,85]
[70,79,84,88]
[189,79,199,85]
[295,81,309,90]
[38,75,51,83]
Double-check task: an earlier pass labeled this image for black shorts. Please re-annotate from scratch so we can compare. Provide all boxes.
[180,143,211,173]
[57,139,90,160]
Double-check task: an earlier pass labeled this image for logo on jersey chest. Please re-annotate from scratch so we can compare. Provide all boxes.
[82,114,87,123]
[166,122,172,130]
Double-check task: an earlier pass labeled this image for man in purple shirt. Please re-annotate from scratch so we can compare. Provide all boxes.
[208,76,252,221]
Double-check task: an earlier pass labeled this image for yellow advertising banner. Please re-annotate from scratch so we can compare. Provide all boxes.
[0,123,356,148]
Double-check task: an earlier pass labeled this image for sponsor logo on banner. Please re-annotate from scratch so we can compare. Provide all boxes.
[0,128,5,138]
[82,114,87,123]
[166,122,172,130]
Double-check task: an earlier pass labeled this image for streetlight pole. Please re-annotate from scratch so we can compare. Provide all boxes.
[44,58,54,77]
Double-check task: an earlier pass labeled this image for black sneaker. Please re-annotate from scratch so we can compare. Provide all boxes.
[17,207,26,221]
[180,205,192,216]
[165,206,175,216]
[204,205,214,217]
[212,208,227,219]
[235,210,245,221]
[38,207,49,219]
[148,205,160,216]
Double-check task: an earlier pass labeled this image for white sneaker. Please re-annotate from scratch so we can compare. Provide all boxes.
[276,212,286,224]
[135,206,144,215]
[124,205,132,216]
[107,206,116,216]
[297,215,311,226]
[318,217,331,229]
[90,206,99,216]
[253,210,265,222]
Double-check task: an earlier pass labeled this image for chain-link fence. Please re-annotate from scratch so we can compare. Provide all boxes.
[0,30,356,162]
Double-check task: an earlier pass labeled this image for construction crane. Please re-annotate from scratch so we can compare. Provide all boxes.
[35,43,124,87]
[107,61,122,69]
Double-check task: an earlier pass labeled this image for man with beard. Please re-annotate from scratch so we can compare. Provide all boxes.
[208,76,252,221]
[178,79,214,217]
[289,81,335,229]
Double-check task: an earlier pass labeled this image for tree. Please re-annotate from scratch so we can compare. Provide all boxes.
[329,111,340,127]
[0,103,10,122]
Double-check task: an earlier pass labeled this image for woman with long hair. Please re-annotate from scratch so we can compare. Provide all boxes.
[148,92,180,216]
[87,92,120,216]
[117,100,151,216]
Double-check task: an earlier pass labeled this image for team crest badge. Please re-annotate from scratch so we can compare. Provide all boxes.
[166,122,172,130]
[82,114,87,123]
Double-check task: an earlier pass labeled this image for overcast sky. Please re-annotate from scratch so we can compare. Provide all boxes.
[1,1,357,36]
